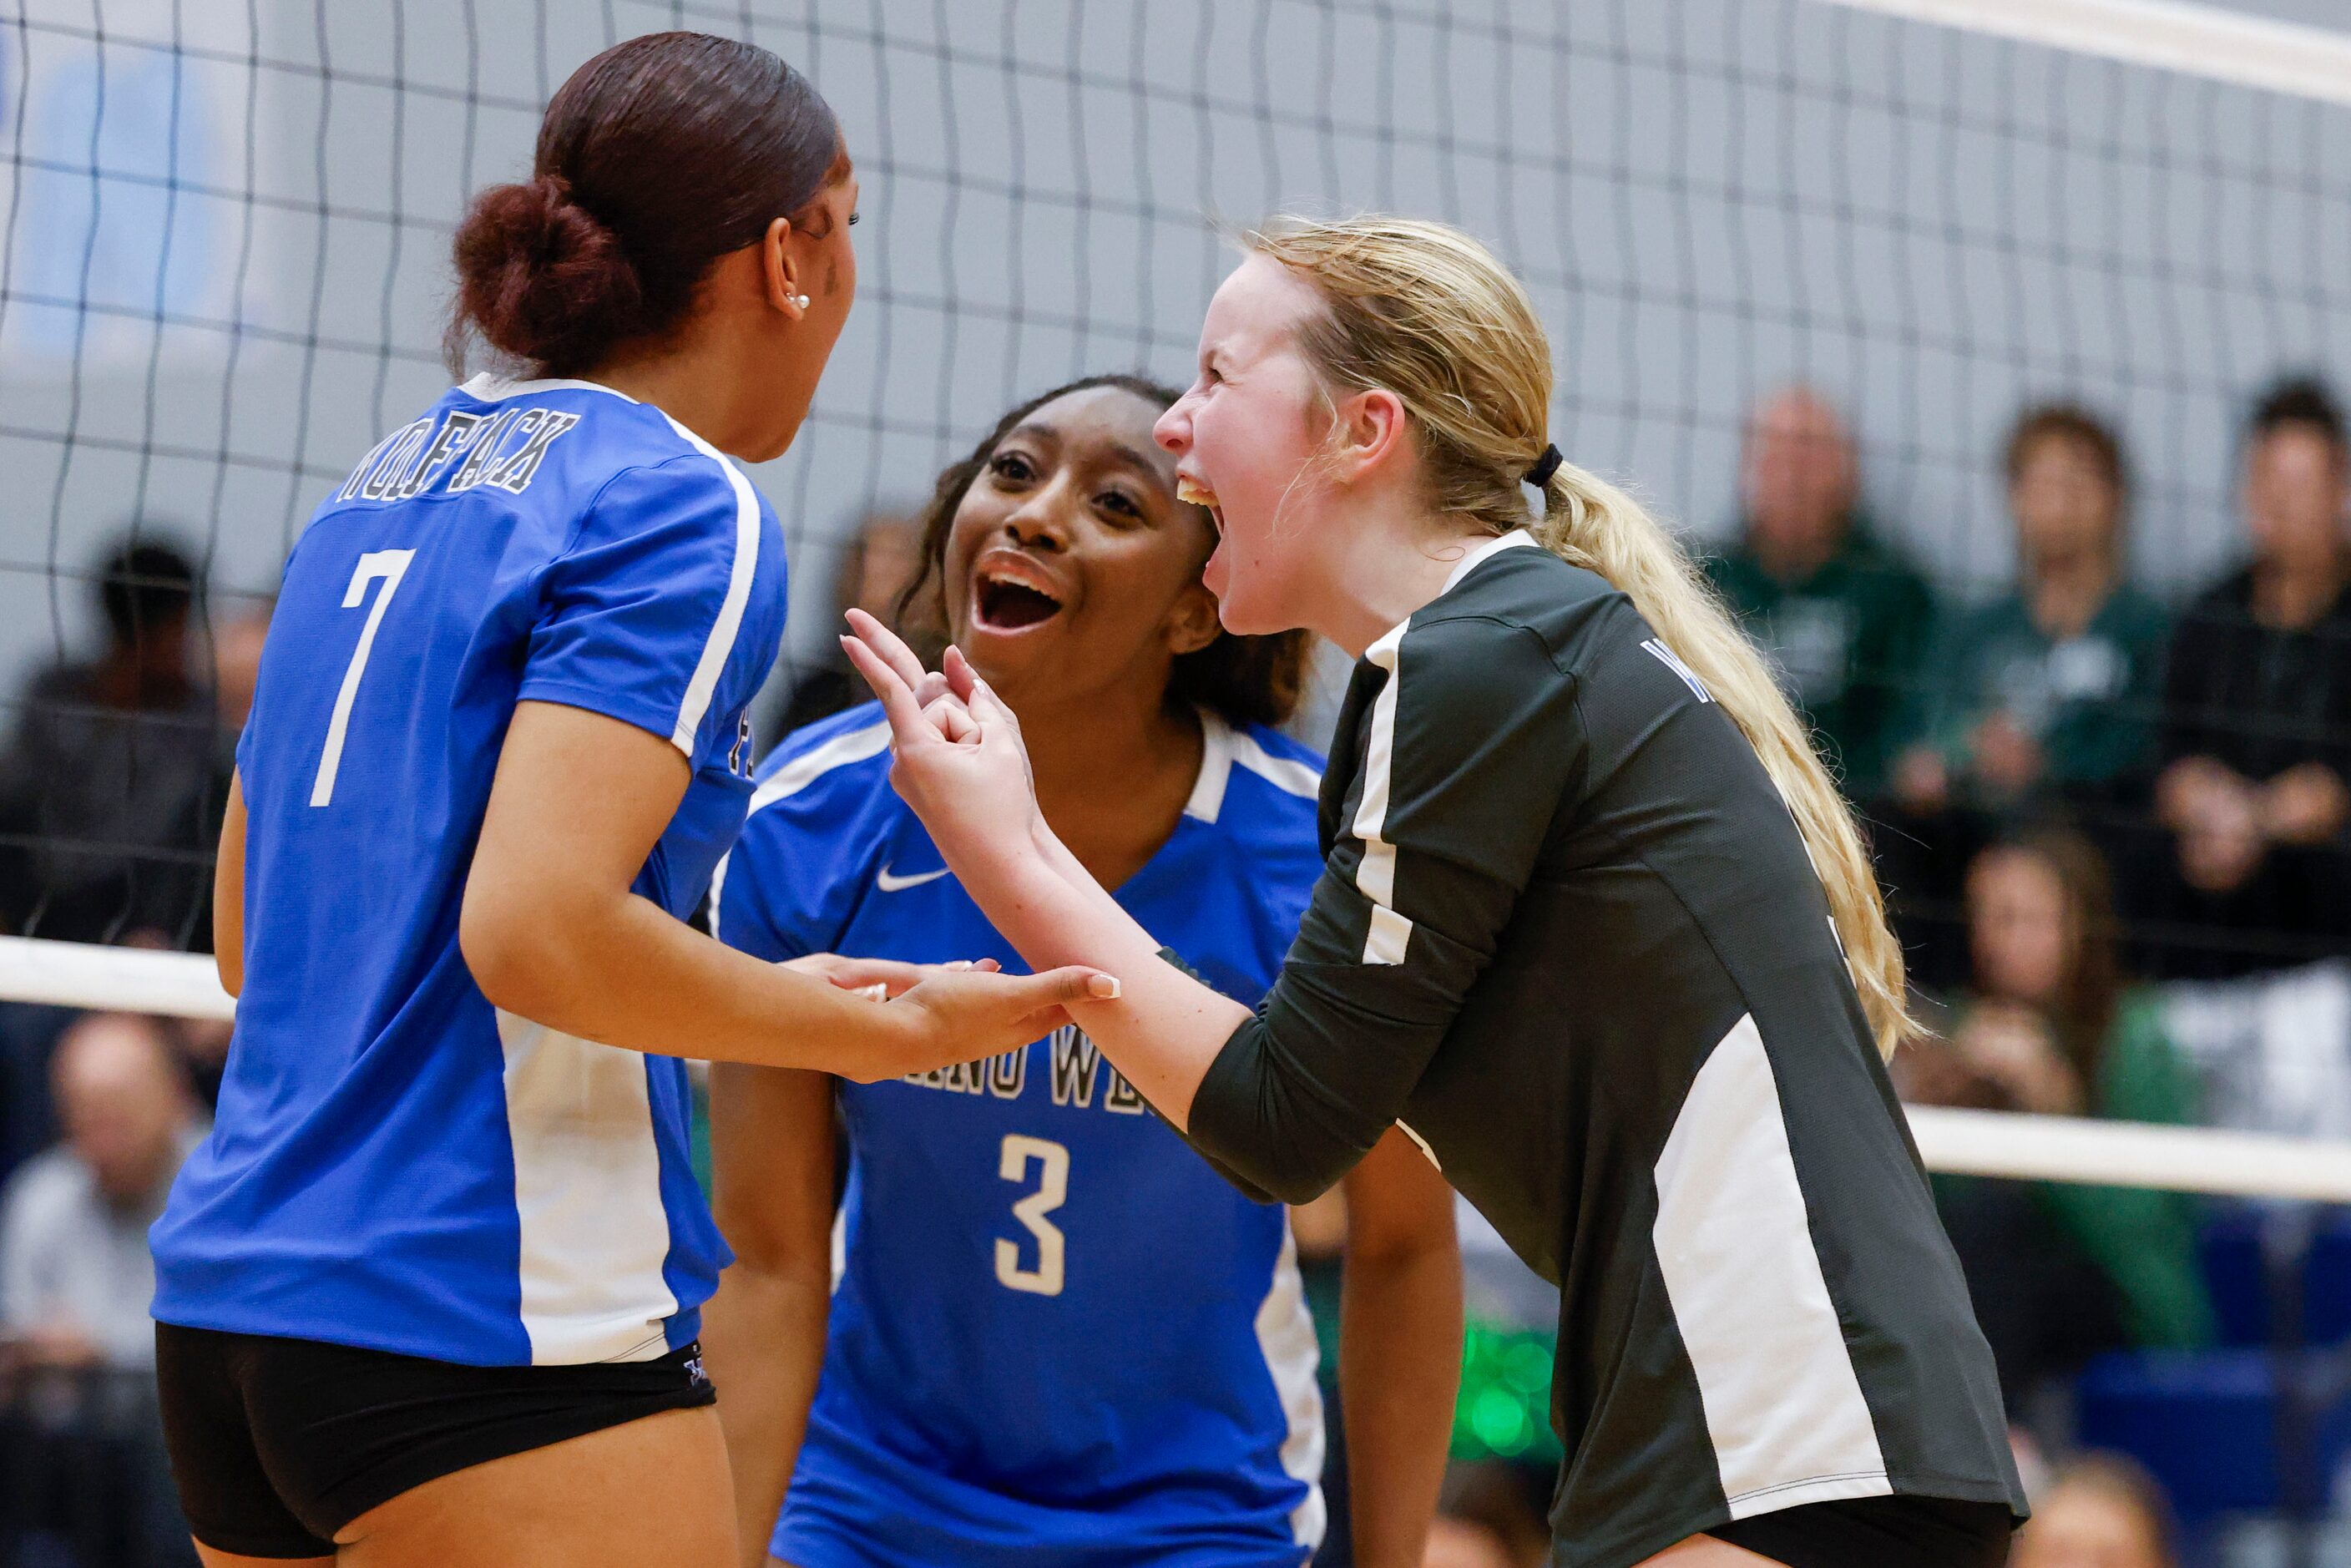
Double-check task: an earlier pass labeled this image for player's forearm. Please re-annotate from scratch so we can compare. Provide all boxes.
[463,885,901,1074]
[1339,1241,1462,1568]
[958,845,1246,1129]
[701,1262,830,1568]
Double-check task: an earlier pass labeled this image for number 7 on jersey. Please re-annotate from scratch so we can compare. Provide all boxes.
[311,549,417,807]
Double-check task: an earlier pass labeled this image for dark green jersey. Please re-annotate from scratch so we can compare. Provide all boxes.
[1702,524,1938,797]
[1182,534,2023,1568]
[1908,586,2171,795]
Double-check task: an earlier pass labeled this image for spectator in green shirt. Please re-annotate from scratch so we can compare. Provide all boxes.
[1892,404,2170,815]
[1900,828,2216,1407]
[1704,386,1938,797]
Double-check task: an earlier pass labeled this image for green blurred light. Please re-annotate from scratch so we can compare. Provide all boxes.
[1452,1322,1564,1463]
[1470,1387,1529,1454]
[1503,1340,1552,1393]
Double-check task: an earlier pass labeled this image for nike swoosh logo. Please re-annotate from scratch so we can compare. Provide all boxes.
[875,864,951,893]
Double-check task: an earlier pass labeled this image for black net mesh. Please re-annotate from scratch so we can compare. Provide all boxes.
[2,3,2347,966]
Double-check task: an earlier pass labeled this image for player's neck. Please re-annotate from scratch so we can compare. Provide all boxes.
[589,311,786,458]
[1311,502,1494,657]
[1021,684,1203,890]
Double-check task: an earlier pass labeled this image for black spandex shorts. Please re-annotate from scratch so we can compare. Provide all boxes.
[1708,1494,2015,1568]
[154,1322,715,1559]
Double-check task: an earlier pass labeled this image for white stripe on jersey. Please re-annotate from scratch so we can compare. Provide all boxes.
[1184,711,1238,822]
[1352,623,1413,966]
[658,415,761,756]
[1253,1224,1329,1549]
[707,851,733,944]
[495,1009,679,1364]
[1347,534,1534,967]
[1651,1014,1890,1517]
[747,719,893,815]
[461,372,641,404]
[1231,726,1322,801]
[1185,711,1322,823]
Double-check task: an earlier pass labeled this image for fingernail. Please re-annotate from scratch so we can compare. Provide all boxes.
[945,959,973,971]
[1087,974,1121,999]
[857,983,888,1001]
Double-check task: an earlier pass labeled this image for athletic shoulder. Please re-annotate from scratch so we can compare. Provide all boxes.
[1391,546,1602,714]
[1419,540,1646,649]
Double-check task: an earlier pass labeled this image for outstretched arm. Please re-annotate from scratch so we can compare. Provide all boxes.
[841,608,1577,1201]
[459,699,1116,1078]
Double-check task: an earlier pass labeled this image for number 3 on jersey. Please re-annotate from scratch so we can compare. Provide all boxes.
[311,549,417,807]
[995,1134,1069,1297]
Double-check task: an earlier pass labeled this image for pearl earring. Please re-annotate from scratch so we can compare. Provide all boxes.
[793,293,811,309]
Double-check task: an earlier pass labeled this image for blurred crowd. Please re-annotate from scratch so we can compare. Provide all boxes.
[3,372,2348,1566]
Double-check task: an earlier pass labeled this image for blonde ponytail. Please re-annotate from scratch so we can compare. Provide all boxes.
[1538,462,1912,1056]
[1248,214,1914,1057]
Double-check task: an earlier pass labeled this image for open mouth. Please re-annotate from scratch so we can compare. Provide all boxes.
[1177,477,1225,535]
[973,569,1064,631]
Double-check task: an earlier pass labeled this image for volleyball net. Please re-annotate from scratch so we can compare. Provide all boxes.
[7,0,2351,1525]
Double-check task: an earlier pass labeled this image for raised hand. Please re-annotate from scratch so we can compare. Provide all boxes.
[841,609,1046,878]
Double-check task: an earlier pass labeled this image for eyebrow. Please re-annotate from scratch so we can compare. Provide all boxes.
[1004,424,1170,489]
[1105,442,1170,481]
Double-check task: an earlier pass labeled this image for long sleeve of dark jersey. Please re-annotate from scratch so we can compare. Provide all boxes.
[1181,610,1584,1204]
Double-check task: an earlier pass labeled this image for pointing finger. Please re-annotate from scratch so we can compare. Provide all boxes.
[845,609,934,692]
[841,634,935,744]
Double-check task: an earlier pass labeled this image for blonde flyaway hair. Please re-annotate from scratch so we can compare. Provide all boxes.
[1246,213,1914,1056]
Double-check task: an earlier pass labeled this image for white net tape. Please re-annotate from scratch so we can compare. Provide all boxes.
[1818,0,2351,108]
[3,932,2344,1202]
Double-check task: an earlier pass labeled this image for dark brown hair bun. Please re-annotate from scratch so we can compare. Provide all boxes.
[447,32,842,380]
[452,173,646,377]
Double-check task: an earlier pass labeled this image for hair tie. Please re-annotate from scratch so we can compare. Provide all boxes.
[1523,443,1564,488]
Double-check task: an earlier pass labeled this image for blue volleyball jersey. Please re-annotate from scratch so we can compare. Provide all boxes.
[149,374,789,1368]
[716,704,1332,1568]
